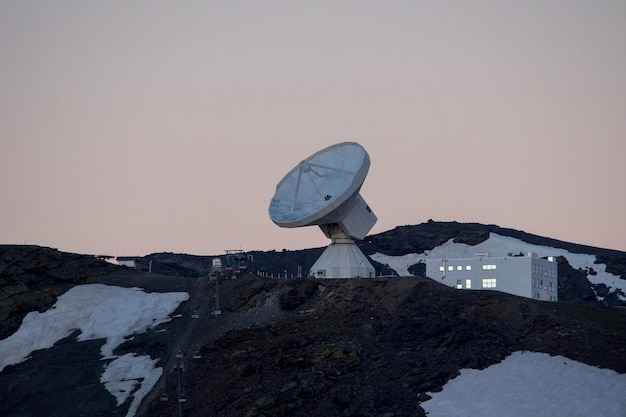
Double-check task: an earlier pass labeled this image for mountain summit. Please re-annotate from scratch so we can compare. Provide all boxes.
[1,221,625,417]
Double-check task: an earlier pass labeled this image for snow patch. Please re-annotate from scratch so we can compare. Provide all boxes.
[0,283,188,417]
[422,351,626,417]
[101,353,163,417]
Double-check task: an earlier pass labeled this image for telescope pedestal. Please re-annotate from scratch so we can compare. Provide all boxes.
[310,233,375,279]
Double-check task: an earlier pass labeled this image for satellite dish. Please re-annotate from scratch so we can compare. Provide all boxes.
[269,142,377,278]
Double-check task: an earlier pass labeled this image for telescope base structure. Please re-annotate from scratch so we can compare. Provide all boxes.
[310,238,375,279]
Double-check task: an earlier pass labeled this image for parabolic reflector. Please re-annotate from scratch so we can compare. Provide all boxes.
[268,142,377,278]
[269,142,375,238]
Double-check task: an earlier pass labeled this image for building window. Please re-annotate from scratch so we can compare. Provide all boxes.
[482,278,496,288]
[466,279,471,289]
[482,264,496,270]
[457,265,463,271]
[456,280,463,289]
[448,266,454,271]
[466,265,471,270]
[439,266,444,272]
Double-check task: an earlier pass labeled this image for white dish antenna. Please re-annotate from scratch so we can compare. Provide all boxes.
[269,142,377,278]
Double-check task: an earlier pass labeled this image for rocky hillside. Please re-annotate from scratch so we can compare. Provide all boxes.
[144,275,626,417]
[1,224,626,417]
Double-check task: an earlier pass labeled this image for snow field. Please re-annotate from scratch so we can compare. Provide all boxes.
[0,283,189,417]
[422,351,626,417]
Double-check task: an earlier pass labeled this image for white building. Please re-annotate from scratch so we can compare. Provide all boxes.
[116,256,140,269]
[425,252,558,301]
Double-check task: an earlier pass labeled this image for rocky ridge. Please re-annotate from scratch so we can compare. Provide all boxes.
[1,221,626,417]
[134,221,626,306]
[0,245,121,340]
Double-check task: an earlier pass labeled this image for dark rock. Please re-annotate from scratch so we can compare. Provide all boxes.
[416,392,432,402]
[241,363,260,377]
[595,283,610,298]
[278,381,299,403]
[279,280,318,311]
[333,390,353,409]
[255,394,278,409]
[296,372,315,397]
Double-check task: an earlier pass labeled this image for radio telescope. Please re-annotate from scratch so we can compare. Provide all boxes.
[269,142,377,279]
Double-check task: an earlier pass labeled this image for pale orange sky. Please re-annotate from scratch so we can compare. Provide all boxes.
[1,1,625,256]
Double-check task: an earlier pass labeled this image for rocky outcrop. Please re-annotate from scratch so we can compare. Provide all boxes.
[146,277,626,417]
[0,245,121,339]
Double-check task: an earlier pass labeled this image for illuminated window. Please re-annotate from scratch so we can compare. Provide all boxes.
[457,265,463,271]
[448,266,454,271]
[456,280,463,289]
[439,266,444,272]
[466,265,471,270]
[466,279,471,289]
[482,264,496,270]
[482,278,496,288]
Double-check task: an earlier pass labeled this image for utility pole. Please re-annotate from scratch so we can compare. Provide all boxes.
[214,274,221,315]
[174,348,186,417]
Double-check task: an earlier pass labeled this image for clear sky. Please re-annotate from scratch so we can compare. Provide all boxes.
[1,1,625,256]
